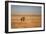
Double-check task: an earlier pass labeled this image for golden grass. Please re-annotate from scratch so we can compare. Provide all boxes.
[11,15,41,28]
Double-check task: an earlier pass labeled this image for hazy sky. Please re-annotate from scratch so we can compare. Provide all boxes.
[11,5,41,15]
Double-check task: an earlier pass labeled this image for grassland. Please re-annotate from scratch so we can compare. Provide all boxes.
[11,15,41,28]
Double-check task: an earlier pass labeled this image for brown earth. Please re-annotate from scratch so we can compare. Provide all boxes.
[11,15,41,28]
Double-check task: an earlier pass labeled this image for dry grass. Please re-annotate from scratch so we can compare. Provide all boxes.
[11,15,41,28]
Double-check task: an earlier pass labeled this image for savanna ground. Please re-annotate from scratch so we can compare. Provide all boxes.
[11,15,41,28]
